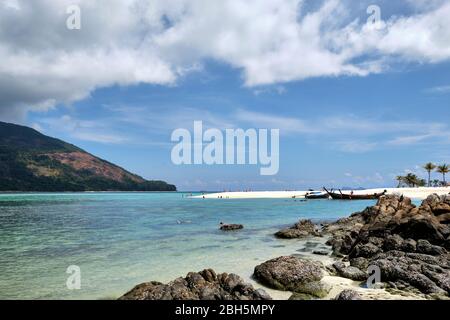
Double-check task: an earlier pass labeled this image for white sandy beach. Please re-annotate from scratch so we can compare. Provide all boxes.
[192,187,450,200]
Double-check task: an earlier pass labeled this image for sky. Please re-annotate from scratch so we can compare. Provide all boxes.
[0,0,450,191]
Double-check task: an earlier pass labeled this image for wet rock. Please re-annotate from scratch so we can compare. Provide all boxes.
[275,220,320,239]
[119,269,271,300]
[220,224,244,231]
[334,290,362,300]
[253,256,323,292]
[312,250,330,256]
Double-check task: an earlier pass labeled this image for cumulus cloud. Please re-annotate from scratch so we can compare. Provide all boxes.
[1,0,450,122]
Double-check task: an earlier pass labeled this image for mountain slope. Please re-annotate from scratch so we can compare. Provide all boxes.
[0,121,176,192]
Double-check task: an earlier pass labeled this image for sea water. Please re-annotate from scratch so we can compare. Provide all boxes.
[0,192,377,300]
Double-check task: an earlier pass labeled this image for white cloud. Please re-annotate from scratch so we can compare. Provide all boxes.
[2,0,450,121]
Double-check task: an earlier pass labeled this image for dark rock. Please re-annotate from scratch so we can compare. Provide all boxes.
[119,269,271,300]
[370,253,448,295]
[350,242,381,259]
[350,257,369,271]
[253,256,323,292]
[322,194,450,296]
[275,220,320,239]
[312,250,330,256]
[220,224,244,231]
[402,238,418,252]
[334,290,362,300]
[332,262,367,281]
[416,239,447,256]
[383,234,405,251]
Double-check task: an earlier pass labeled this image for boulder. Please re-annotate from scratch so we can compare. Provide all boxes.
[350,257,369,271]
[312,250,330,256]
[421,194,450,216]
[220,224,244,231]
[288,293,314,300]
[253,256,323,292]
[275,219,320,239]
[322,194,450,296]
[119,269,271,300]
[334,290,362,300]
[350,241,382,259]
[416,239,447,256]
[332,262,367,281]
[369,251,449,295]
[289,281,331,298]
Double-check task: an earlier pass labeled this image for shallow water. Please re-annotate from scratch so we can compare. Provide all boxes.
[0,192,378,300]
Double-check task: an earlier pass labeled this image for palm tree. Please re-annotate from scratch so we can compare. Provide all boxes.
[436,164,449,185]
[396,176,404,188]
[423,163,436,187]
[404,173,419,187]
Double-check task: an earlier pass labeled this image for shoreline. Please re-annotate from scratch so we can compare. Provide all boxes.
[192,187,450,200]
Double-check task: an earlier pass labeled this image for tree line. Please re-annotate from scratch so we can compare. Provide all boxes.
[396,163,449,188]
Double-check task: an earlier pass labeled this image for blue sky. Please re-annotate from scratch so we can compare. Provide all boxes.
[26,60,450,191]
[1,0,450,190]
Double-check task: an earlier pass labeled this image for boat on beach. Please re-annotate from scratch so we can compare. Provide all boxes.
[323,187,386,200]
[305,191,329,199]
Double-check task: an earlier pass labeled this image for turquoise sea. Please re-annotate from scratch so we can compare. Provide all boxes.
[0,192,377,300]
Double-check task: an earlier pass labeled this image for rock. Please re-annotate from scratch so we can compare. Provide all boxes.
[312,250,330,256]
[253,256,323,292]
[329,234,355,255]
[332,262,367,281]
[119,269,271,300]
[383,234,405,251]
[402,238,418,252]
[322,194,450,296]
[275,219,320,239]
[370,253,448,295]
[288,293,315,300]
[422,194,450,216]
[350,242,381,259]
[437,213,450,224]
[334,290,362,300]
[294,281,331,298]
[350,257,369,271]
[339,266,367,281]
[220,224,244,231]
[416,239,447,256]
[355,195,449,246]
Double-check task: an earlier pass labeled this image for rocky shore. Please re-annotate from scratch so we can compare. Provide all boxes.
[119,269,271,300]
[120,194,449,300]
[322,194,450,298]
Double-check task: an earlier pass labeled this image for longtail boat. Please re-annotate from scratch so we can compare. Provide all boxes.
[305,191,330,199]
[323,187,386,200]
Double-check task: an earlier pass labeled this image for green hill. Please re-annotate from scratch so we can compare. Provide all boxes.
[0,121,176,192]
